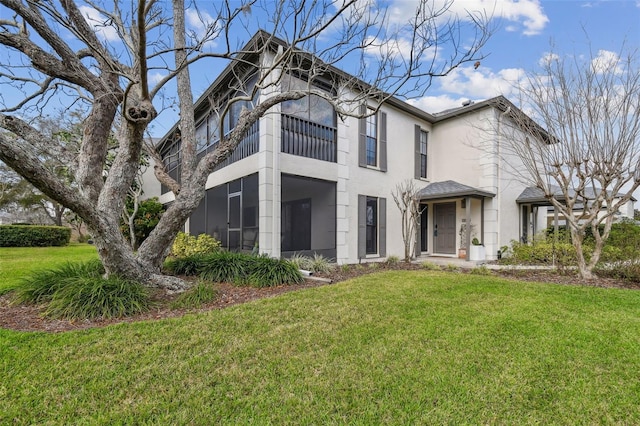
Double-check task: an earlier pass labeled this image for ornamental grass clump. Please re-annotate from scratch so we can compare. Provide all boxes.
[164,254,208,276]
[248,255,304,288]
[13,259,104,305]
[44,275,149,320]
[309,253,334,274]
[198,251,253,284]
[12,259,149,320]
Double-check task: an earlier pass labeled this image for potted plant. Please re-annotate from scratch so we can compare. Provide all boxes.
[469,237,486,261]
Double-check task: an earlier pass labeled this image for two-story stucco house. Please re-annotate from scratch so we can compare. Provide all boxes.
[146,32,621,264]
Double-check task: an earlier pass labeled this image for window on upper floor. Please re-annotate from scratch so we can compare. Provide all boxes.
[280,73,336,128]
[414,125,429,179]
[365,111,377,166]
[359,106,387,171]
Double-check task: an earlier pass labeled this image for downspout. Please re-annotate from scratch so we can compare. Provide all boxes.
[496,106,511,257]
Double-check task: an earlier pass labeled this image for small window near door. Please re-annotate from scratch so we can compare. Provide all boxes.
[366,197,378,254]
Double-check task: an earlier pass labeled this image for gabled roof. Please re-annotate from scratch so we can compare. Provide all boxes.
[416,180,495,200]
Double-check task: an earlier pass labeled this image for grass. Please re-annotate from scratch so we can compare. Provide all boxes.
[2,270,640,424]
[0,244,98,294]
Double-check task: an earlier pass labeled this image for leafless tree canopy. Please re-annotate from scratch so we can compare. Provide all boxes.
[491,45,640,278]
[0,0,491,289]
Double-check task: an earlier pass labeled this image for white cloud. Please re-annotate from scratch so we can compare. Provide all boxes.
[406,63,527,113]
[386,0,549,36]
[185,8,218,41]
[591,49,623,74]
[78,6,119,42]
[407,95,471,114]
[148,72,165,85]
[436,65,525,99]
[539,52,560,67]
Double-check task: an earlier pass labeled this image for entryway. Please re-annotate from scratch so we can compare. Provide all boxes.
[434,202,456,254]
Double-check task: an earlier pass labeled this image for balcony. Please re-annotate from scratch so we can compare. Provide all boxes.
[281,114,336,163]
[161,121,260,194]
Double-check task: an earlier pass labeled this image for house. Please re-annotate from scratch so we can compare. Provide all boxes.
[145,32,573,264]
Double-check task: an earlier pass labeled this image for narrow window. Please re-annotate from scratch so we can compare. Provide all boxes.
[366,111,377,166]
[420,130,428,178]
[366,196,378,254]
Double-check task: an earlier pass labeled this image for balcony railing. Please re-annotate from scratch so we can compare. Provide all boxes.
[281,114,336,163]
[161,121,260,194]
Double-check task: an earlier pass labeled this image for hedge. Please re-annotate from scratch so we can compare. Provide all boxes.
[0,225,71,247]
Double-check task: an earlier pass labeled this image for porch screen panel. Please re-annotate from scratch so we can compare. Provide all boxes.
[206,184,228,247]
[190,197,206,236]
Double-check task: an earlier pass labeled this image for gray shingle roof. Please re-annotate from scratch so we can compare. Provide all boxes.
[516,185,636,204]
[416,180,495,200]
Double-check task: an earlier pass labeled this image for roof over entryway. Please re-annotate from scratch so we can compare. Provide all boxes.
[416,180,495,200]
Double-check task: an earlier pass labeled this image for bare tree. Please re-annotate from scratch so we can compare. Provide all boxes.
[0,0,491,291]
[491,45,640,279]
[392,180,424,262]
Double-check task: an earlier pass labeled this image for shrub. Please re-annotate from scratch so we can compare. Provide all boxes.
[506,235,578,267]
[368,262,379,269]
[44,276,149,320]
[386,255,400,265]
[421,261,441,271]
[288,253,313,271]
[248,255,304,288]
[309,253,334,274]
[171,232,221,257]
[445,264,460,272]
[340,264,351,273]
[469,265,493,276]
[171,281,218,309]
[13,260,149,320]
[164,254,207,276]
[13,260,104,305]
[198,251,253,284]
[595,260,640,283]
[0,225,71,247]
[120,197,165,249]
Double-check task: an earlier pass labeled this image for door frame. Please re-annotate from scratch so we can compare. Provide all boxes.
[433,202,457,255]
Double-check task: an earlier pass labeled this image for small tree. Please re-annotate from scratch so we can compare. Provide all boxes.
[392,180,424,262]
[491,45,640,279]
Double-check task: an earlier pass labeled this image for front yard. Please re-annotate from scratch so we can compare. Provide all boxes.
[2,268,640,424]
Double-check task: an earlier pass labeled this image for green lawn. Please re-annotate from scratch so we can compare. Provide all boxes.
[0,244,98,293]
[2,269,640,424]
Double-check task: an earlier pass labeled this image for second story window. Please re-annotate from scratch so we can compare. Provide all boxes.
[420,130,428,178]
[359,105,387,171]
[414,125,429,179]
[366,111,377,166]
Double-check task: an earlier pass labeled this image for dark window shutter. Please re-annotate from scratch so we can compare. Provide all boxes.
[358,105,366,167]
[379,112,387,172]
[379,197,386,257]
[415,124,421,179]
[358,194,366,257]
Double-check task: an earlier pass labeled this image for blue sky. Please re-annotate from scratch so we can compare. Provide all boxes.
[405,0,640,113]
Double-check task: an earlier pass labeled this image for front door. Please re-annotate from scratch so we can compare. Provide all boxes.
[434,202,456,254]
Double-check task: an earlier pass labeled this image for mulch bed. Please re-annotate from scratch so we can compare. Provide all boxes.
[1,262,637,333]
